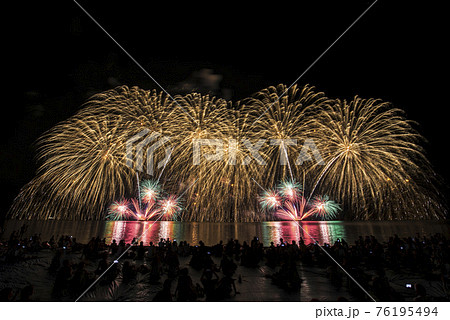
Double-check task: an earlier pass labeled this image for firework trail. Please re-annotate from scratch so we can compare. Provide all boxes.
[8,85,446,221]
[240,84,328,188]
[306,97,445,219]
[8,87,178,220]
[9,115,135,220]
[164,93,236,221]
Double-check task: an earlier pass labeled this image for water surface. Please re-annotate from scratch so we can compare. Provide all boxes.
[2,220,449,246]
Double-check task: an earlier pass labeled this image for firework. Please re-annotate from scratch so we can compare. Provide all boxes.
[276,201,299,220]
[140,179,160,205]
[8,85,446,221]
[158,195,183,220]
[240,84,328,188]
[269,191,337,221]
[260,179,340,220]
[106,200,132,221]
[164,93,237,222]
[312,195,341,220]
[278,179,302,201]
[106,180,183,221]
[7,86,174,220]
[307,97,445,219]
[259,189,282,211]
[274,195,314,220]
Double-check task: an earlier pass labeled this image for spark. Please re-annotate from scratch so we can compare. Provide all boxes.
[8,85,445,221]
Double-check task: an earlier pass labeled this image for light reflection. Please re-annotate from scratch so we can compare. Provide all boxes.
[111,220,126,241]
[260,221,346,246]
[5,219,448,246]
[158,221,173,241]
[262,221,281,245]
[102,220,346,246]
[320,222,331,244]
[191,222,199,245]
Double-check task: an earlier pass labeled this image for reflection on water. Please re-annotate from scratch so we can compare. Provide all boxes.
[3,220,449,246]
[261,221,346,245]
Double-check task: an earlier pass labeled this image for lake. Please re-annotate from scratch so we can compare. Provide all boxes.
[2,220,449,246]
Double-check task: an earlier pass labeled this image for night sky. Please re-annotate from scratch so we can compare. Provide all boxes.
[2,1,448,220]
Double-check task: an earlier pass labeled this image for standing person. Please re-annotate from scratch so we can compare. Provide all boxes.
[110,239,118,256]
[137,241,145,260]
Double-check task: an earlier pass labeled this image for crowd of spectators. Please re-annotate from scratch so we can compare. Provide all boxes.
[0,224,449,302]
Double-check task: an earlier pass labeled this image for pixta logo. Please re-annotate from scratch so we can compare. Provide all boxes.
[125,129,172,175]
[193,138,324,166]
[126,129,325,173]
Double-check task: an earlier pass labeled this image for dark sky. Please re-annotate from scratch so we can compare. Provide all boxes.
[2,0,448,218]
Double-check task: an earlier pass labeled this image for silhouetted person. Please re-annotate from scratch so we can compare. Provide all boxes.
[201,268,219,301]
[71,261,90,296]
[137,241,145,260]
[110,239,118,255]
[220,254,237,276]
[216,274,239,300]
